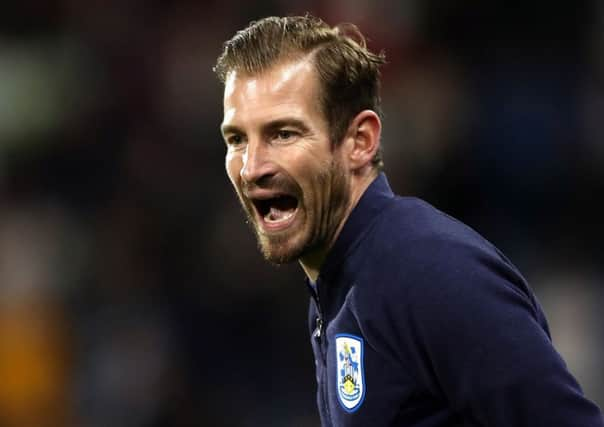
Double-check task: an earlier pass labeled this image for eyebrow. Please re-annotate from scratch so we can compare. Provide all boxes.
[220,124,242,137]
[263,118,310,134]
[221,118,311,137]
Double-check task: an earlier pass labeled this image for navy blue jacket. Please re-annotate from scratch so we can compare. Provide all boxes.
[308,173,603,426]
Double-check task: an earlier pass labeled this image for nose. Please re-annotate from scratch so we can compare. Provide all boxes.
[240,139,275,184]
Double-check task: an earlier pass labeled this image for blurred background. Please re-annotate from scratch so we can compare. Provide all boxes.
[0,0,603,425]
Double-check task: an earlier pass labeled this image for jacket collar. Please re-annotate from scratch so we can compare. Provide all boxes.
[317,172,395,284]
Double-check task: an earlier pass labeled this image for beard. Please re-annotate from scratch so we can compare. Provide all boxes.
[238,157,351,265]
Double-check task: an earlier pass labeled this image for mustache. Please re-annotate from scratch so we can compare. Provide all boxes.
[242,175,298,197]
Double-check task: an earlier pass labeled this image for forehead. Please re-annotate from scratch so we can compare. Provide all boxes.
[222,59,323,124]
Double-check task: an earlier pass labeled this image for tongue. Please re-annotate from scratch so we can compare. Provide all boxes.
[267,206,292,222]
[264,206,294,222]
[264,196,297,222]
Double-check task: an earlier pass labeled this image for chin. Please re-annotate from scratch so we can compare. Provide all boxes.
[259,243,302,265]
[257,234,308,265]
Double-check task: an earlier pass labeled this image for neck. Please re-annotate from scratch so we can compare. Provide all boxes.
[299,249,328,283]
[299,168,378,282]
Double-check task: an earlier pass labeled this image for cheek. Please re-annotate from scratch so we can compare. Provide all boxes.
[291,143,333,176]
[225,151,243,186]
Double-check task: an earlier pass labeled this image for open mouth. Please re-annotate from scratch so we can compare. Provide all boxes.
[252,194,299,227]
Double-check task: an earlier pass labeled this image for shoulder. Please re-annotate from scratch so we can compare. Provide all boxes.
[351,196,540,321]
[376,196,496,253]
[358,196,519,281]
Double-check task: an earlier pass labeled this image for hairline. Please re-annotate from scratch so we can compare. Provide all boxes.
[222,50,336,136]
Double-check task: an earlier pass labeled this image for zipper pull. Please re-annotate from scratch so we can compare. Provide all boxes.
[314,316,323,340]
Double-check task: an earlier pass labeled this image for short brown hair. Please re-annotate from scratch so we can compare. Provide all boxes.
[214,14,386,170]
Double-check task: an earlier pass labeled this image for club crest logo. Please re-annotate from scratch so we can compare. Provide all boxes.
[335,334,365,412]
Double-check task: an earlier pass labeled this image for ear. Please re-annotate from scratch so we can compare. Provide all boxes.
[345,110,382,171]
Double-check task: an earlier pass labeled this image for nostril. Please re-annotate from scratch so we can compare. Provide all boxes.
[239,143,276,184]
[240,162,258,183]
[241,166,275,185]
[240,159,257,183]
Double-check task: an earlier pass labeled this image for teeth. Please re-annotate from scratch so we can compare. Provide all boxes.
[264,207,295,223]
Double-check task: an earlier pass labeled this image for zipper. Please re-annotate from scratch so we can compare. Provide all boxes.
[321,366,332,426]
[312,281,332,424]
[310,281,325,349]
[314,316,323,340]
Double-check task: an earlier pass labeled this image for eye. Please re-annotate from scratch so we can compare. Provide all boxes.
[275,129,296,141]
[225,134,244,146]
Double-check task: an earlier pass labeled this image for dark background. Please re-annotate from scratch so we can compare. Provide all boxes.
[0,1,602,426]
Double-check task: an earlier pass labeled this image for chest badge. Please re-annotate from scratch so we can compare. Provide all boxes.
[335,334,365,412]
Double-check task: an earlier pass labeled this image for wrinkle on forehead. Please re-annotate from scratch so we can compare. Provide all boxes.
[224,56,317,101]
[222,55,324,131]
[222,106,236,129]
[223,71,239,100]
[270,57,316,92]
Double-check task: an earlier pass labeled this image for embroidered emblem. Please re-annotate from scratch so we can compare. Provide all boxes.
[335,334,365,412]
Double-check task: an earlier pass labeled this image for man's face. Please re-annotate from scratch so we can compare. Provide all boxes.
[221,59,352,264]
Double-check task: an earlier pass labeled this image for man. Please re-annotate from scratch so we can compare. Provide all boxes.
[214,14,604,426]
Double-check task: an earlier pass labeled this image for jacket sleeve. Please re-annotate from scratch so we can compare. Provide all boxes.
[398,238,604,426]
